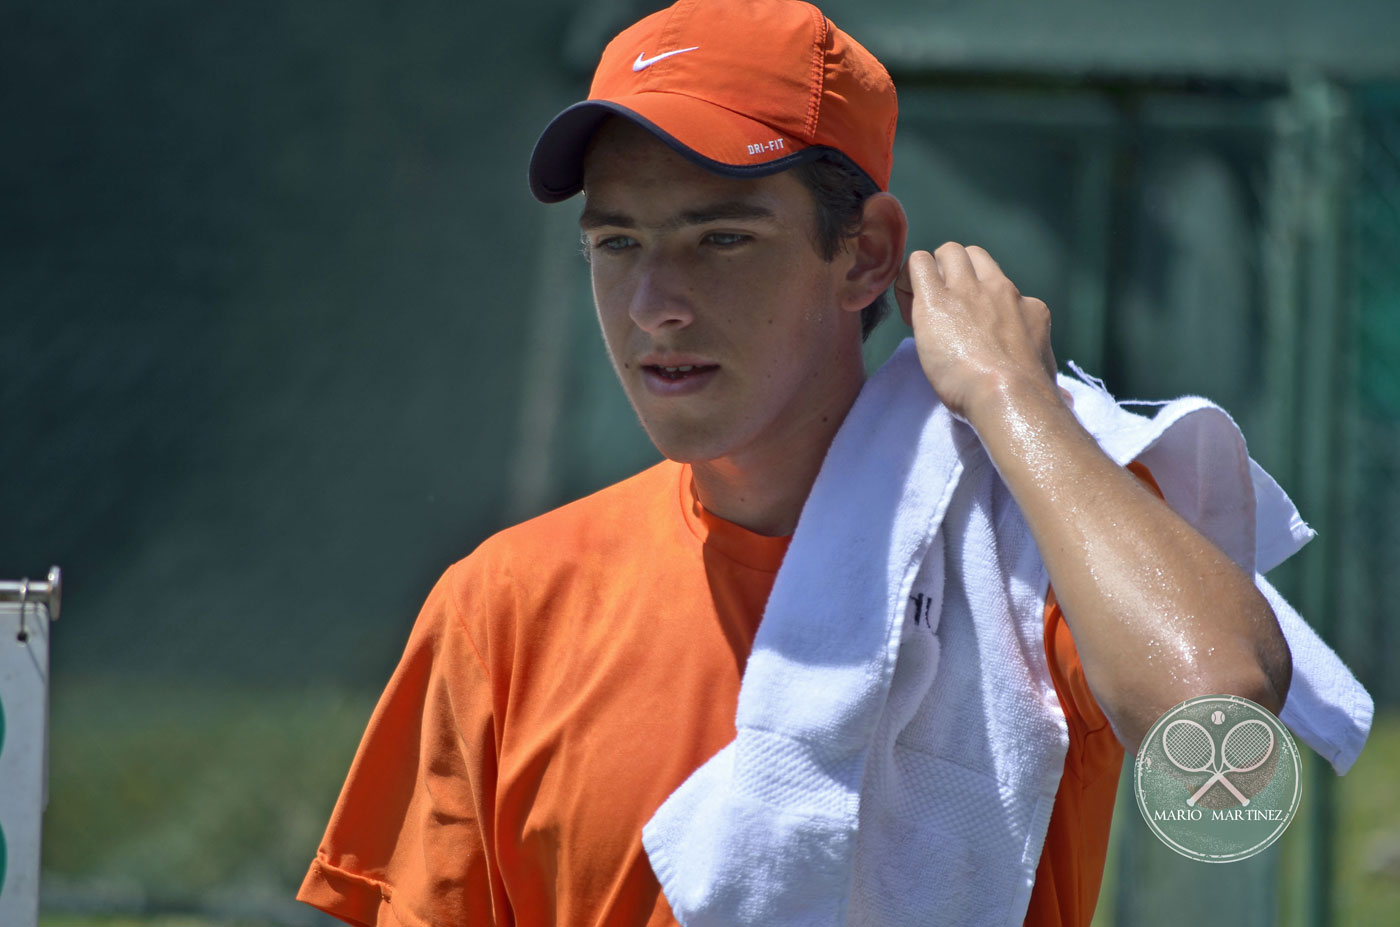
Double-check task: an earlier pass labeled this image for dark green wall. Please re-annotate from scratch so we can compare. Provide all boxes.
[2,0,615,686]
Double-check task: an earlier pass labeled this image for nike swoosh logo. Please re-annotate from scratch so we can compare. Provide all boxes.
[633,46,700,71]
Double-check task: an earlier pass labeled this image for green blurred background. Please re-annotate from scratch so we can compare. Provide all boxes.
[3,0,1398,924]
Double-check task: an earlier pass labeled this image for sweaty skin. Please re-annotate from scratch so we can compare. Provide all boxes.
[896,245,1291,754]
[582,118,1291,756]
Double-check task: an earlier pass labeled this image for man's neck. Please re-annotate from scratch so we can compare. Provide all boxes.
[689,365,865,538]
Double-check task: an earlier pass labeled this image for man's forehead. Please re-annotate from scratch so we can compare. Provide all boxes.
[579,196,779,232]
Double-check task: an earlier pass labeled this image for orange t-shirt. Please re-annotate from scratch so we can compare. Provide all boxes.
[298,460,1131,926]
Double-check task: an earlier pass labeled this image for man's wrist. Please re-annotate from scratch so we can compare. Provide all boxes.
[960,369,1070,438]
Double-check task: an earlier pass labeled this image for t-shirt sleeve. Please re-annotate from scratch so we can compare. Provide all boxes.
[297,562,508,926]
[1044,587,1114,738]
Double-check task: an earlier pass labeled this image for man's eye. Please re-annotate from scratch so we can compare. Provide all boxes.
[595,236,636,252]
[704,232,749,247]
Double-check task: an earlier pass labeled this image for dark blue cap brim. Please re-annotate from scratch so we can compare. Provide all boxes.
[527,100,852,204]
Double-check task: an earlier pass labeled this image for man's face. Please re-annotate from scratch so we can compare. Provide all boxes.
[580,119,862,467]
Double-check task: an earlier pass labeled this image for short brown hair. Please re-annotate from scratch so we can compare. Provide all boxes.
[791,155,891,342]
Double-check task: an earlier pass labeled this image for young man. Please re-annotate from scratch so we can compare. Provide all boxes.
[298,1,1300,924]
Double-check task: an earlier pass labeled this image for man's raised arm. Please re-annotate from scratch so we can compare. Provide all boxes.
[896,241,1292,756]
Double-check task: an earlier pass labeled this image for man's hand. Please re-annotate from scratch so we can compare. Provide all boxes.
[894,243,1059,424]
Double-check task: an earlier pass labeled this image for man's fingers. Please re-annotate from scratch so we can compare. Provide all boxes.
[1020,294,1050,327]
[964,245,1005,283]
[933,241,977,283]
[894,257,914,326]
[1020,294,1058,381]
[897,251,942,327]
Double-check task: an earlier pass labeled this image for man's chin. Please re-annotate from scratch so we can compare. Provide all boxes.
[654,445,722,466]
[644,430,733,467]
[632,406,753,466]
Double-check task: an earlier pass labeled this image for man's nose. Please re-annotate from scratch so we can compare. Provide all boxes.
[628,257,695,332]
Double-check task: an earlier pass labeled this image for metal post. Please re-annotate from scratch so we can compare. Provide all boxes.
[1271,75,1359,927]
[0,567,61,927]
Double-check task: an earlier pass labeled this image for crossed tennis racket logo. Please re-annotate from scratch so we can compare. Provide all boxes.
[1161,717,1275,807]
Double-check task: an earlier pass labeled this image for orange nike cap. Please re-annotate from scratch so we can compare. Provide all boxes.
[528,0,897,203]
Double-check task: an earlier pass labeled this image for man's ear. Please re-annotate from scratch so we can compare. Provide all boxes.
[838,193,908,313]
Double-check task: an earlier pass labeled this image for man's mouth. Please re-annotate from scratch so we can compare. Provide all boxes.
[638,361,721,394]
[645,364,719,381]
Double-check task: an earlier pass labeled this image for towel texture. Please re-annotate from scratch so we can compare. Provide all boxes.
[642,340,1372,926]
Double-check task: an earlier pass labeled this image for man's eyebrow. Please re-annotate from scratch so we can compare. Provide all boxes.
[579,208,632,230]
[675,201,777,226]
[579,200,777,231]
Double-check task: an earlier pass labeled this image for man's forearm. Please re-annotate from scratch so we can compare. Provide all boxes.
[964,373,1293,755]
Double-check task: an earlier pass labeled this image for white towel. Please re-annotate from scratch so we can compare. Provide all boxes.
[642,340,1373,925]
[644,338,978,924]
[1059,362,1373,775]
